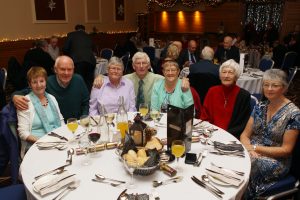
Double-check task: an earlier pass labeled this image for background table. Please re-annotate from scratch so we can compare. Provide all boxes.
[94,58,108,77]
[237,69,264,95]
[20,115,251,200]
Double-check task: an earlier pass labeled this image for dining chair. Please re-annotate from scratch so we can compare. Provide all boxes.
[0,184,27,200]
[287,66,298,88]
[260,136,300,200]
[258,58,274,72]
[190,87,202,119]
[281,51,298,71]
[99,48,114,60]
[0,68,7,91]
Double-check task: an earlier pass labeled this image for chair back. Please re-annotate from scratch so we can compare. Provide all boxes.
[188,73,221,105]
[281,51,298,70]
[250,95,258,112]
[287,66,298,88]
[7,57,27,90]
[143,46,155,61]
[259,58,274,72]
[0,68,7,90]
[100,48,113,60]
[121,52,130,74]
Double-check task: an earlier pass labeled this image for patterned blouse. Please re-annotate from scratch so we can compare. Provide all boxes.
[247,100,300,199]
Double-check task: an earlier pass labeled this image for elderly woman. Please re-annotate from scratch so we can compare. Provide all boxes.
[151,60,194,112]
[89,57,136,115]
[240,69,300,199]
[17,67,64,157]
[200,59,251,138]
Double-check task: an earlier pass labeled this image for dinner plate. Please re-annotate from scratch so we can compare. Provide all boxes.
[208,175,231,186]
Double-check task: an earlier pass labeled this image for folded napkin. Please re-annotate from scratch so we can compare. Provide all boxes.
[206,166,244,187]
[33,171,76,196]
[213,141,244,152]
[36,136,67,148]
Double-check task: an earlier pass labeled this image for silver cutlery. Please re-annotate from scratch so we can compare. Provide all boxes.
[34,164,69,180]
[191,176,223,199]
[195,150,207,167]
[201,175,224,195]
[193,120,203,127]
[205,168,241,181]
[211,162,244,176]
[66,149,74,164]
[39,174,76,191]
[152,176,183,187]
[52,181,80,200]
[92,178,122,187]
[95,174,126,184]
[193,152,202,167]
[49,132,69,141]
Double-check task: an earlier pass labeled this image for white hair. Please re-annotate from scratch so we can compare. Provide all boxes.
[219,59,242,79]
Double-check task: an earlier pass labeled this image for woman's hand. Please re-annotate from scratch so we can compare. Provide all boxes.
[181,77,190,92]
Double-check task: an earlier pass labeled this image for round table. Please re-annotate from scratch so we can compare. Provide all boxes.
[20,114,251,200]
[237,69,264,95]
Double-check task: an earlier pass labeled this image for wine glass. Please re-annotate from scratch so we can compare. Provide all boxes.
[123,159,138,189]
[171,140,185,171]
[105,113,115,141]
[80,115,90,133]
[67,118,78,134]
[88,132,101,154]
[78,136,90,166]
[139,103,149,118]
[150,108,160,126]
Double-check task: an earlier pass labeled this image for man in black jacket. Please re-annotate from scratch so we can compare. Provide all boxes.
[214,36,240,64]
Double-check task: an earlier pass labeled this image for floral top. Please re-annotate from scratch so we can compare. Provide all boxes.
[247,100,300,198]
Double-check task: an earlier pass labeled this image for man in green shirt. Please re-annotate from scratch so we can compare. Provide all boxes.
[13,56,89,120]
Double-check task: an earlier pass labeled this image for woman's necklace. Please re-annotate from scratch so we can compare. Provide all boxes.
[41,96,48,107]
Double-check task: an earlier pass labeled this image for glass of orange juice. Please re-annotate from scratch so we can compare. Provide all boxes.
[171,140,185,171]
[117,121,129,141]
[67,118,78,134]
[139,103,149,118]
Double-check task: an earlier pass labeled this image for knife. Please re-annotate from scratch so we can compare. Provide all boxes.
[191,176,223,199]
[34,164,70,180]
[205,168,241,181]
[49,132,69,141]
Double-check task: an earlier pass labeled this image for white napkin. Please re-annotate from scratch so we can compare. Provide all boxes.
[36,136,67,148]
[206,165,244,187]
[33,171,76,196]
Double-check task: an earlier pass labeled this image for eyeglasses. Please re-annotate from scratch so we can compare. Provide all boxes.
[108,67,122,72]
[134,62,148,66]
[262,83,283,89]
[164,68,178,73]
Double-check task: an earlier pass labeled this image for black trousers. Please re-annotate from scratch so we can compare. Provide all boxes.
[74,61,95,92]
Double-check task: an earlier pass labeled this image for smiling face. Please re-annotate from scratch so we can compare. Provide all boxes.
[29,76,47,97]
[132,57,150,79]
[162,62,180,83]
[262,80,286,101]
[54,56,74,87]
[108,64,123,84]
[220,67,237,87]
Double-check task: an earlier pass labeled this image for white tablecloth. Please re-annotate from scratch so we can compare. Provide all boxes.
[94,58,108,77]
[20,114,250,200]
[237,69,264,95]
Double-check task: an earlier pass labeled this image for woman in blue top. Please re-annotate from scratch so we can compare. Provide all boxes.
[240,69,300,199]
[151,60,193,112]
[17,67,64,158]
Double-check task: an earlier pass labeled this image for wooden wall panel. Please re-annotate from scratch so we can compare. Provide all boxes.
[280,1,300,40]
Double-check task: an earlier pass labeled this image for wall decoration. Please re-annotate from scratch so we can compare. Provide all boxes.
[115,0,125,21]
[32,0,68,23]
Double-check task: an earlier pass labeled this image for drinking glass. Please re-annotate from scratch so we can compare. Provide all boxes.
[150,109,160,125]
[88,132,101,154]
[105,113,115,141]
[80,115,90,133]
[117,121,129,142]
[67,118,78,134]
[78,136,90,166]
[139,103,149,118]
[123,159,138,189]
[171,140,185,171]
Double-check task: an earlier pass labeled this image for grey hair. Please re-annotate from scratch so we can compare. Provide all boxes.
[132,52,150,63]
[219,59,242,79]
[201,46,214,60]
[162,60,180,70]
[263,69,288,89]
[108,56,124,70]
[54,55,74,68]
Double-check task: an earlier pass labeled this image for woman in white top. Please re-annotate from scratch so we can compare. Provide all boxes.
[17,67,64,157]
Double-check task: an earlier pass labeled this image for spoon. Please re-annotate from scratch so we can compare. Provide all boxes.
[92,178,122,187]
[52,180,80,200]
[152,176,183,187]
[66,148,75,164]
[95,174,126,184]
[196,150,207,167]
[201,175,224,195]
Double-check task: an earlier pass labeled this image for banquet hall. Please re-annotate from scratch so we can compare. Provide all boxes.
[0,0,300,200]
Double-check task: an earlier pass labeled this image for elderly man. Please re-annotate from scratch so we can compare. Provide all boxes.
[178,39,200,68]
[48,36,60,60]
[93,52,189,109]
[13,56,89,120]
[190,46,219,78]
[214,36,240,64]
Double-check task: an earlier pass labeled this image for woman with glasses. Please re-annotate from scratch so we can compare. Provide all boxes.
[240,69,300,199]
[89,57,136,115]
[200,59,251,138]
[150,60,193,112]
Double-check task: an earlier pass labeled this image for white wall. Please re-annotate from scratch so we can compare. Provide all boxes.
[0,0,148,40]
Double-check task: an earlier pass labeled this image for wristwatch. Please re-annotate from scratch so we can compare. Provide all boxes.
[253,145,257,151]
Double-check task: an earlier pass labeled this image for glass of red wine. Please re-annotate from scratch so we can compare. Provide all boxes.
[88,132,101,154]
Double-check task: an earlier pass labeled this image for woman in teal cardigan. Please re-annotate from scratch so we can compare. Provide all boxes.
[151,60,194,112]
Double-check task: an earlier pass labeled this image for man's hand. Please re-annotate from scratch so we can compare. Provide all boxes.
[93,75,104,89]
[181,77,190,92]
[13,95,30,110]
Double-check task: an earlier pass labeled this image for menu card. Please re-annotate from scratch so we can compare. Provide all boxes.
[167,104,194,152]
